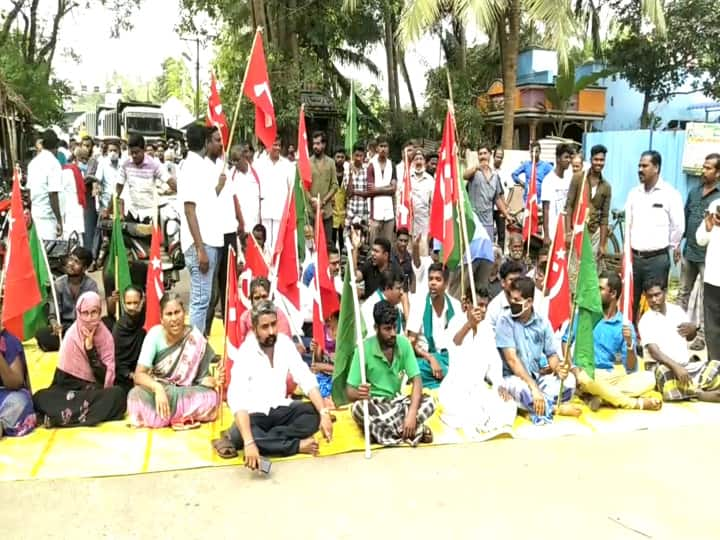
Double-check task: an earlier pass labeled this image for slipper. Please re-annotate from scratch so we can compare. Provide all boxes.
[420,425,433,444]
[212,437,238,459]
[171,418,200,431]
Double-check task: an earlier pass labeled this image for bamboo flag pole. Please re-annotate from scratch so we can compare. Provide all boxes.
[218,244,234,427]
[542,211,563,295]
[37,224,63,342]
[345,237,371,459]
[526,144,536,259]
[113,195,120,320]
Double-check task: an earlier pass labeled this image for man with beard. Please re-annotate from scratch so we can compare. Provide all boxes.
[570,272,661,411]
[408,151,434,256]
[307,131,337,248]
[639,279,720,402]
[352,234,403,300]
[366,135,397,243]
[222,300,333,467]
[35,247,99,352]
[112,286,147,395]
[496,277,580,421]
[426,153,438,178]
[623,150,684,322]
[332,147,347,251]
[407,263,462,389]
[347,300,435,446]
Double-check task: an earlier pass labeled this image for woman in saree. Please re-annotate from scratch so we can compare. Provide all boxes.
[0,314,36,437]
[33,292,126,427]
[127,293,222,429]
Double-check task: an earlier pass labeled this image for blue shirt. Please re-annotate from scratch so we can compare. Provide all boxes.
[496,311,556,377]
[302,262,315,287]
[591,311,637,371]
[511,160,553,202]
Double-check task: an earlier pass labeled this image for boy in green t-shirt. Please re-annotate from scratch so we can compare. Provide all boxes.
[346,300,436,446]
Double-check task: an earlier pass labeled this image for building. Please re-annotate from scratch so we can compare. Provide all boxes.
[479,48,606,148]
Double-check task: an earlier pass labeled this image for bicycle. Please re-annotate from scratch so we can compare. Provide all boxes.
[604,208,625,273]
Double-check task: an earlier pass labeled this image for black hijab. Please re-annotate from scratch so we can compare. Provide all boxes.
[113,300,147,392]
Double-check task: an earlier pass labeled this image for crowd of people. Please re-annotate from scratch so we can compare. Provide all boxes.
[1,124,719,474]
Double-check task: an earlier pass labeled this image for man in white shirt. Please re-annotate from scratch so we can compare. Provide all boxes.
[178,124,224,334]
[222,300,333,468]
[27,129,63,241]
[255,137,293,254]
[361,269,406,336]
[625,150,685,321]
[366,135,397,243]
[407,263,462,389]
[639,278,720,402]
[439,287,516,435]
[408,151,434,255]
[696,198,720,361]
[541,143,572,245]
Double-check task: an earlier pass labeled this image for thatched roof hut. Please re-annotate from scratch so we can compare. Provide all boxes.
[0,74,34,173]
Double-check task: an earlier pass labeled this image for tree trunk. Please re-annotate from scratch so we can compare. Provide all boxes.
[383,6,398,115]
[288,0,300,65]
[251,0,267,31]
[399,52,418,117]
[499,0,521,149]
[26,0,41,62]
[640,91,651,128]
[452,16,467,71]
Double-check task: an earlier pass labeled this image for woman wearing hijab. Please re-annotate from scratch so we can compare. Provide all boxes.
[113,286,147,395]
[128,293,222,430]
[33,292,126,427]
[0,303,37,437]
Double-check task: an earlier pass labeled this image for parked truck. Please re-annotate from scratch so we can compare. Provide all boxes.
[96,101,166,143]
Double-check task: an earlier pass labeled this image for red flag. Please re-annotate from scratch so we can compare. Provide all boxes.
[224,245,242,390]
[523,159,539,242]
[2,168,41,339]
[429,111,458,264]
[207,71,230,150]
[143,225,164,332]
[620,225,634,324]
[239,233,269,310]
[312,198,340,352]
[546,216,570,331]
[241,31,276,150]
[571,177,589,257]
[297,106,312,191]
[272,184,301,309]
[397,155,413,231]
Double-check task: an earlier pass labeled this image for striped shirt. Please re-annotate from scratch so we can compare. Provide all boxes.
[117,154,169,220]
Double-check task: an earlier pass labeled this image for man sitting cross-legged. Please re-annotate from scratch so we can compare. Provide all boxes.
[571,272,662,411]
[346,300,436,446]
[496,276,580,422]
[639,278,720,402]
[439,286,517,435]
[217,300,333,469]
[407,263,462,389]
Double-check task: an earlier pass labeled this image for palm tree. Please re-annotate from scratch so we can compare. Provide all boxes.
[399,0,665,149]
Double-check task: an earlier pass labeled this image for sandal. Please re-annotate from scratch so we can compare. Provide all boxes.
[212,436,239,459]
[420,425,433,444]
[171,418,201,431]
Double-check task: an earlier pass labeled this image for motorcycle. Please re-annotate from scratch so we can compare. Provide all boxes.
[97,198,185,290]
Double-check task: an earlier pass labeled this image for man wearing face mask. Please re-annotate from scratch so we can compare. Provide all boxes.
[112,285,147,394]
[496,276,580,422]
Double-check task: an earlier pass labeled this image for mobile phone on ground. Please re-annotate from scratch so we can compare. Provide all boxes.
[259,457,272,474]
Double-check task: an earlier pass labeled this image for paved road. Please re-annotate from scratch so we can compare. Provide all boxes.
[4,426,718,539]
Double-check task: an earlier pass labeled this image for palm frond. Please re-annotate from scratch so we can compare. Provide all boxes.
[398,0,463,45]
[525,0,577,69]
[332,47,381,78]
[642,0,666,35]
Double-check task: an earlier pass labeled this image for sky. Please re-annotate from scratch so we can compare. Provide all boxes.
[33,0,453,110]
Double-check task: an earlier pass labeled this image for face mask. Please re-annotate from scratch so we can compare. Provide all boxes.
[108,151,119,161]
[78,163,88,173]
[510,300,528,318]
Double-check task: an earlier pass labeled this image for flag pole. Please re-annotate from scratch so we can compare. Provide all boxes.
[622,216,632,325]
[218,244,234,427]
[526,143,535,259]
[542,212,562,295]
[37,227,62,341]
[113,195,120,320]
[345,237,371,459]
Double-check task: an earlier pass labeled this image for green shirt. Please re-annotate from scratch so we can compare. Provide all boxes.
[308,154,337,219]
[347,335,420,398]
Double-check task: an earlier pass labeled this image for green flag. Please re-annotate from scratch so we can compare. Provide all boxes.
[22,223,51,340]
[445,176,476,270]
[106,199,131,297]
[331,260,364,406]
[293,170,306,263]
[573,225,603,378]
[344,81,358,153]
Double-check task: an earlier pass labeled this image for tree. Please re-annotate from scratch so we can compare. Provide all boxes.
[0,0,142,124]
[399,0,666,149]
[544,59,613,136]
[607,0,720,128]
[153,58,194,109]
